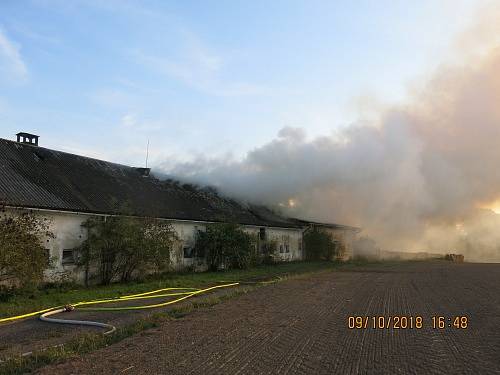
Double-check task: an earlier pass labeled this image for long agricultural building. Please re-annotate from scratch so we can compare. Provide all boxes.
[0,133,359,283]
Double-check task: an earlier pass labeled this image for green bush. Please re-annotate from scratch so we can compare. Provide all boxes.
[304,227,338,261]
[0,285,16,302]
[0,213,54,289]
[77,216,176,285]
[193,223,256,271]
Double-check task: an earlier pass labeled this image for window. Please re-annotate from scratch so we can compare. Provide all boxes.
[285,244,290,253]
[62,249,75,265]
[183,246,194,258]
[279,244,284,253]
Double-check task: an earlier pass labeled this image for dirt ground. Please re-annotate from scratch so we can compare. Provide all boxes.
[16,261,500,374]
[0,286,246,360]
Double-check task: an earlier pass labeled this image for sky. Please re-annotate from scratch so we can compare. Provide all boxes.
[0,0,491,167]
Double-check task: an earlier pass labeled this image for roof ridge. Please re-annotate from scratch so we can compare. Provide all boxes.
[0,137,137,171]
[0,137,301,228]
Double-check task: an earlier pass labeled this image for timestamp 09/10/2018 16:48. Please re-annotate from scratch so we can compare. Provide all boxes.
[347,316,469,330]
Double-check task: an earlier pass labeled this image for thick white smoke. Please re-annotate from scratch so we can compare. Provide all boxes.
[158,12,500,261]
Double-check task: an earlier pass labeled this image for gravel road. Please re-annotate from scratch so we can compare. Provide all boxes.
[36,261,500,374]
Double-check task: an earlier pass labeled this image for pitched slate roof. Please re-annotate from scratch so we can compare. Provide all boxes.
[0,138,299,228]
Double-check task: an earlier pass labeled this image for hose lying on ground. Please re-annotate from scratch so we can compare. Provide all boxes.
[0,283,240,333]
[75,283,239,311]
[0,287,197,324]
[39,306,117,335]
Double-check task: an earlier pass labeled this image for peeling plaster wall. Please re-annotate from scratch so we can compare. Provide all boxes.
[42,210,88,282]
[244,227,304,261]
[169,221,207,271]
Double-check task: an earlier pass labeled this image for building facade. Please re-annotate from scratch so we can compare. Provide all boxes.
[0,133,358,283]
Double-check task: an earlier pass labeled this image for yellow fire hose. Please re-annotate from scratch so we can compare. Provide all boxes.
[0,283,240,332]
[76,283,239,311]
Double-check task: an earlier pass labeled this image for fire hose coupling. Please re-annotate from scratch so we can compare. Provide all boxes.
[64,305,75,312]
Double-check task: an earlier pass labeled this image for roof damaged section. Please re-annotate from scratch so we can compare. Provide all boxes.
[0,138,300,228]
[290,218,360,232]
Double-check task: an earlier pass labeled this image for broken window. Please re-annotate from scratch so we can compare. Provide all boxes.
[62,249,75,265]
[183,246,194,258]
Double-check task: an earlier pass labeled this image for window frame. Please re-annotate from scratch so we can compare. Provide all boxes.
[62,249,75,265]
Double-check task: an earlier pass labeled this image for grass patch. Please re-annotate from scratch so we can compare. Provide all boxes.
[0,316,167,375]
[0,261,335,320]
[0,287,250,374]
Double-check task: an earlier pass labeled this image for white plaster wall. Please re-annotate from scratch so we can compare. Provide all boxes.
[43,211,88,282]
[170,221,207,271]
[3,208,305,284]
[3,208,88,283]
[266,227,303,261]
[244,226,304,261]
[171,224,303,270]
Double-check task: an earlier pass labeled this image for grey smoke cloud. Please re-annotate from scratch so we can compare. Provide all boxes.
[157,41,500,261]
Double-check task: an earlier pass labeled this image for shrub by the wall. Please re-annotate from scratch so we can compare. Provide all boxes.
[77,216,176,285]
[194,223,256,271]
[304,227,338,261]
[0,213,54,289]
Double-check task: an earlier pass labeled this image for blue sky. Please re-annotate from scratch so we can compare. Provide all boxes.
[0,0,488,167]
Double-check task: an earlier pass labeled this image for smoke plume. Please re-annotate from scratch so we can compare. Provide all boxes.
[158,11,500,261]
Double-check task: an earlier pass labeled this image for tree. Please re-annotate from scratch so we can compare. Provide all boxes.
[193,223,256,271]
[0,212,54,289]
[77,216,176,284]
[304,227,338,261]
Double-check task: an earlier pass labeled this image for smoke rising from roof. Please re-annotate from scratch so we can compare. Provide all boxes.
[158,12,500,261]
